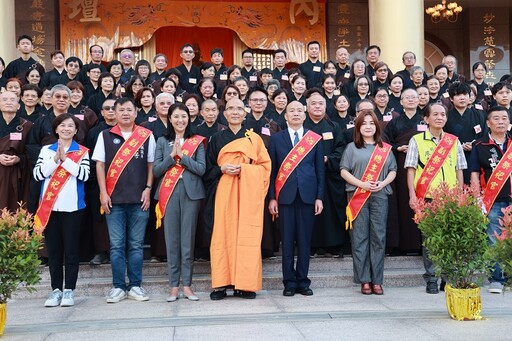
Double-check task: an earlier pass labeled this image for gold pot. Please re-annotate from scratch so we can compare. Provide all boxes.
[445,284,483,320]
[0,303,5,336]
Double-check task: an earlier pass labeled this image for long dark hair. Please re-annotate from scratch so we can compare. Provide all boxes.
[353,110,383,148]
[165,103,192,140]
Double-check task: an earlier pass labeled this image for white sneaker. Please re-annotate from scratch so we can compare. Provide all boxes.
[60,289,74,307]
[488,282,504,294]
[44,289,63,307]
[127,286,149,301]
[106,287,127,303]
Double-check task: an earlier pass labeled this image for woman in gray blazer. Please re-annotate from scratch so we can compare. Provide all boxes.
[153,103,206,302]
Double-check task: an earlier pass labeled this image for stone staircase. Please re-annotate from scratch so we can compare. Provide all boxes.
[14,256,425,299]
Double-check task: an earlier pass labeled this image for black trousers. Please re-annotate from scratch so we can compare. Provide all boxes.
[44,209,84,290]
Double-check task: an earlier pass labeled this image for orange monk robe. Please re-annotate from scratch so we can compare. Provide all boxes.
[210,131,271,292]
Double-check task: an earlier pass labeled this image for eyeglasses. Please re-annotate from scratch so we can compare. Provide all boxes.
[226,92,238,96]
[182,50,194,54]
[121,54,133,58]
[403,96,419,100]
[358,83,369,86]
[53,94,69,100]
[89,70,101,74]
[375,94,388,98]
[102,106,115,111]
[377,69,388,72]
[250,98,267,103]
[67,63,80,68]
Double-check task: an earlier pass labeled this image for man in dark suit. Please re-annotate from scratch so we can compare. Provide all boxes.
[268,101,325,297]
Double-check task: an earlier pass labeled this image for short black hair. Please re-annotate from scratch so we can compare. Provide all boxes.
[448,82,470,98]
[366,45,381,55]
[89,44,104,54]
[115,97,135,109]
[307,41,320,49]
[180,43,194,53]
[242,49,254,57]
[211,48,223,56]
[274,49,287,58]
[52,113,80,139]
[21,84,42,97]
[17,35,32,45]
[66,56,83,69]
[486,106,510,119]
[492,81,512,95]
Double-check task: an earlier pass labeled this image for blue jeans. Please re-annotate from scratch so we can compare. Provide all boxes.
[487,201,511,284]
[106,204,149,290]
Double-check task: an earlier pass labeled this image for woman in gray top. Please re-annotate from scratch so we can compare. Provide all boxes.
[153,103,206,302]
[340,110,397,296]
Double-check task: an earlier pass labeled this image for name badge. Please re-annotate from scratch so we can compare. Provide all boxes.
[474,124,482,134]
[313,66,321,72]
[189,78,197,84]
[509,124,512,131]
[417,124,427,132]
[344,72,350,79]
[442,92,449,98]
[475,103,483,110]
[261,127,271,136]
[176,96,183,102]
[372,75,377,81]
[333,89,341,96]
[383,115,392,122]
[322,132,333,140]
[346,123,354,129]
[148,116,157,122]
[220,74,228,81]
[484,89,492,96]
[281,75,289,81]
[250,76,257,82]
[10,132,22,141]
[74,114,84,121]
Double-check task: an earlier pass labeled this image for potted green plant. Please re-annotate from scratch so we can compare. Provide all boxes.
[414,182,492,321]
[493,205,512,289]
[0,207,42,336]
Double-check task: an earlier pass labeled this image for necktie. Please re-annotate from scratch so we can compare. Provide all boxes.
[293,131,299,146]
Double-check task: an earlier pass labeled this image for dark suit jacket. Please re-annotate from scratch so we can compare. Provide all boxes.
[268,129,325,205]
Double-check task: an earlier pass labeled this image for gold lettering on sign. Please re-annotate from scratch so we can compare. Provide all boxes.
[69,0,101,22]
[289,0,319,25]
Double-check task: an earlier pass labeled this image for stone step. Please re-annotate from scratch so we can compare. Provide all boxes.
[16,257,425,299]
[38,256,424,281]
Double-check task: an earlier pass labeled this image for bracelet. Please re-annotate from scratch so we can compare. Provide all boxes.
[145,185,152,190]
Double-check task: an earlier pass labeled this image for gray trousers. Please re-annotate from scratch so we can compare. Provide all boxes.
[350,195,387,285]
[163,180,200,287]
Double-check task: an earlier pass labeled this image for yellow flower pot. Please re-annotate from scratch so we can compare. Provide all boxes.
[0,303,6,336]
[445,284,483,321]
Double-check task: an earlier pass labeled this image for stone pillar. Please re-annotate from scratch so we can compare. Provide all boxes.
[0,0,16,63]
[368,0,424,71]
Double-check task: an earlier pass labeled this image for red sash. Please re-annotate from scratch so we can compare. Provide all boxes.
[105,125,151,196]
[345,143,392,230]
[155,135,205,228]
[275,130,322,202]
[482,144,512,214]
[415,133,457,199]
[34,145,89,234]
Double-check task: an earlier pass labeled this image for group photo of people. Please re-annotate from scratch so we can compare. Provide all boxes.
[1,33,511,308]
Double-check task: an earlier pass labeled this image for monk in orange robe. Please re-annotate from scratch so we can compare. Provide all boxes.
[204,98,271,300]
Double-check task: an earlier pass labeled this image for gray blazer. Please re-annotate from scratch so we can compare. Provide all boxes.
[153,136,206,200]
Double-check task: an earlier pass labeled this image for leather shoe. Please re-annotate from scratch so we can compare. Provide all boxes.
[297,287,313,296]
[371,284,384,295]
[233,290,256,299]
[361,283,372,295]
[426,282,439,294]
[210,289,227,300]
[283,288,295,297]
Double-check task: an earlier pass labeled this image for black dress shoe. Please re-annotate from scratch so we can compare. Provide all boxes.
[283,288,295,296]
[297,287,314,296]
[210,288,227,300]
[233,290,256,299]
[426,282,439,294]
